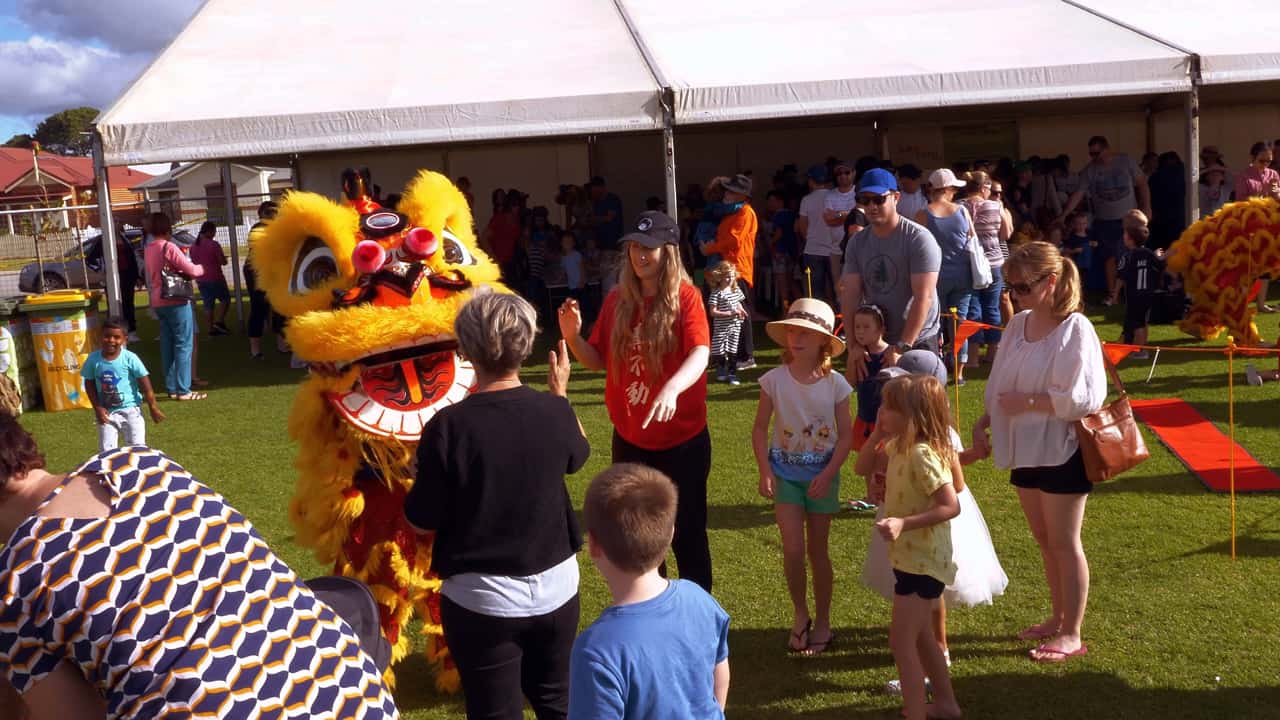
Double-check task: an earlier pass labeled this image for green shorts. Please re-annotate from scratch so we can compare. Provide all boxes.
[775,476,842,514]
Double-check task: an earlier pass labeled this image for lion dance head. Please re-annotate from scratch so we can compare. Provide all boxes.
[252,169,503,691]
[1168,197,1280,345]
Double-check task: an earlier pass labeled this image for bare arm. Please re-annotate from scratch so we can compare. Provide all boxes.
[556,298,605,371]
[1059,190,1086,221]
[900,271,939,346]
[904,483,961,531]
[642,345,711,429]
[137,375,166,423]
[1134,174,1152,219]
[999,209,1013,244]
[751,390,774,491]
[0,669,26,720]
[854,427,887,478]
[840,271,868,383]
[713,659,730,710]
[19,661,105,720]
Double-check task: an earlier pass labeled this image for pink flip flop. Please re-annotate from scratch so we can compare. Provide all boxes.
[1030,643,1088,663]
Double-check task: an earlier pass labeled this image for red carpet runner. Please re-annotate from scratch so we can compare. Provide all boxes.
[1130,398,1280,492]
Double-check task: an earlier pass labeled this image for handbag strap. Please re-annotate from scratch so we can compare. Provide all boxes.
[1100,346,1127,397]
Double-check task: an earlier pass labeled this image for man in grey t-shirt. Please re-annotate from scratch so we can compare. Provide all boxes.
[839,168,941,384]
[1059,135,1151,304]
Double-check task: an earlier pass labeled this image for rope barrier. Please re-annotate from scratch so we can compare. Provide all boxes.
[942,312,1247,560]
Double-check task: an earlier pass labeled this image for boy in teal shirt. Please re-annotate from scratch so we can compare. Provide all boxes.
[81,318,165,451]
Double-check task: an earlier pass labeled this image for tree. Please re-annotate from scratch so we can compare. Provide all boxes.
[33,107,99,155]
[3,134,33,149]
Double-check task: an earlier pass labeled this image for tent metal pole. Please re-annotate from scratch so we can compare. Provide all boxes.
[1186,57,1201,225]
[91,131,122,318]
[662,89,678,221]
[220,160,247,331]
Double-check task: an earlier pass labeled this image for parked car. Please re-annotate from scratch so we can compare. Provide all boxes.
[17,229,145,294]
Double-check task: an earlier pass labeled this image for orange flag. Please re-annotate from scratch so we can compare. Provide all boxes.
[1102,343,1140,365]
[955,320,984,348]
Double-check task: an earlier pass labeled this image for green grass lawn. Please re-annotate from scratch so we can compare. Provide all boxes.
[14,295,1280,719]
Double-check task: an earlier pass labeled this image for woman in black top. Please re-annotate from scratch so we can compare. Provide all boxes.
[406,291,588,720]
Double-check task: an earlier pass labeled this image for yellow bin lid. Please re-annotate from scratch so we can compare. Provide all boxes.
[19,289,93,312]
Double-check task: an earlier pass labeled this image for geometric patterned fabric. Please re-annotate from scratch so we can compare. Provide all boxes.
[0,447,400,718]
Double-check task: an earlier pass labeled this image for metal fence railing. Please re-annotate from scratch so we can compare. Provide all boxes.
[0,192,287,299]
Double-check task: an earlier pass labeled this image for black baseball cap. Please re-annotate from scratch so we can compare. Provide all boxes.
[621,211,679,248]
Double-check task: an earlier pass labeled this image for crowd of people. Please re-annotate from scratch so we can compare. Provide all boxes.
[9,135,1280,719]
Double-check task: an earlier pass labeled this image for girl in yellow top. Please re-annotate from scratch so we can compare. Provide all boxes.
[872,374,962,720]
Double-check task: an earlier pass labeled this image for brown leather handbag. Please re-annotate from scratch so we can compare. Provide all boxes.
[1075,357,1149,483]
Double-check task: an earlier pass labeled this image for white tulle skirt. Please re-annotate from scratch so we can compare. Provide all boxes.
[861,487,1008,607]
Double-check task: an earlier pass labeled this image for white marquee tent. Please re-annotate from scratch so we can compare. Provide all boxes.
[91,0,1280,318]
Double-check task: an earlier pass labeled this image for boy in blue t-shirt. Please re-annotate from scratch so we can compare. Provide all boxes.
[81,318,165,452]
[1064,212,1094,278]
[570,464,730,719]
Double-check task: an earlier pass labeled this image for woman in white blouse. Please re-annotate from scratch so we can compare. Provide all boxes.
[972,241,1106,664]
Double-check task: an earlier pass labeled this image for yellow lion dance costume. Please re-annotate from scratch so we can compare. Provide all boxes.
[1168,197,1280,345]
[253,169,504,692]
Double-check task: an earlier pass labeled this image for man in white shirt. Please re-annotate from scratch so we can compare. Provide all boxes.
[822,160,859,297]
[795,165,833,301]
[895,164,927,221]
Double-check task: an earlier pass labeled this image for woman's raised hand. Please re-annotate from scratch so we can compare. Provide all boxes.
[557,298,582,339]
[548,339,572,398]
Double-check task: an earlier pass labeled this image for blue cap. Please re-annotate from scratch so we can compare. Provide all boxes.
[857,168,898,194]
[806,164,828,183]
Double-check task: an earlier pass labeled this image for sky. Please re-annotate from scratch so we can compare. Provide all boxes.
[0,0,202,143]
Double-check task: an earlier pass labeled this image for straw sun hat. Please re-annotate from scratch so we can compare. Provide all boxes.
[766,298,846,357]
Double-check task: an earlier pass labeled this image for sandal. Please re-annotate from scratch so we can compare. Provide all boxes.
[787,619,811,653]
[802,630,836,656]
[175,392,207,401]
[1016,623,1059,642]
[847,499,877,512]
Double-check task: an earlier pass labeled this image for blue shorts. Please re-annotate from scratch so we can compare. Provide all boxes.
[197,280,231,313]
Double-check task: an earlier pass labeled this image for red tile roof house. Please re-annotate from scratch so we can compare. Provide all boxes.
[0,149,152,235]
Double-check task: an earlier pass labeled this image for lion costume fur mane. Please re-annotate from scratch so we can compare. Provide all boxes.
[252,169,505,692]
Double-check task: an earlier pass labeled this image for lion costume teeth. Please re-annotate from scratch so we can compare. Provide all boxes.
[252,169,507,692]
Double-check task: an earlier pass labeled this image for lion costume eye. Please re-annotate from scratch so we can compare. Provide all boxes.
[441,228,475,266]
[291,236,338,294]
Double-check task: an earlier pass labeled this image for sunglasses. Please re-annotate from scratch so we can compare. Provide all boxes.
[990,191,1003,197]
[856,194,891,206]
[1008,274,1051,295]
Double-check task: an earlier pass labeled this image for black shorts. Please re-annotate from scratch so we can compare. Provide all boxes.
[1010,448,1093,495]
[1123,294,1153,339]
[893,569,945,599]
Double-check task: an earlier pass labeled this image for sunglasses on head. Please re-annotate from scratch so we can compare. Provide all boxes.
[856,193,891,206]
[1008,274,1051,295]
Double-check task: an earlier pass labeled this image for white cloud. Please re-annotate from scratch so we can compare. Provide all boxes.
[0,36,148,118]
[16,0,202,54]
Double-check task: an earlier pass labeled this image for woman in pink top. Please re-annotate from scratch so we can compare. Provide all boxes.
[143,213,206,400]
[1234,142,1280,314]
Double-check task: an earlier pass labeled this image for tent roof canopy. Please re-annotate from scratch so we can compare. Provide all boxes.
[1071,0,1280,86]
[620,0,1190,125]
[95,0,662,165]
[99,0,1280,166]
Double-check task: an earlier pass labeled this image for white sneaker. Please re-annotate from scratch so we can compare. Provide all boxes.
[1247,363,1263,387]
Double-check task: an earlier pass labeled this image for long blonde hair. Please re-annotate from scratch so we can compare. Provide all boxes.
[610,243,689,381]
[880,375,957,467]
[1005,241,1082,318]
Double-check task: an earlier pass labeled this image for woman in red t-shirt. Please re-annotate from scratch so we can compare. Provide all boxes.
[559,210,714,591]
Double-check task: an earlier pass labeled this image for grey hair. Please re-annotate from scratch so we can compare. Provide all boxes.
[454,291,538,375]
